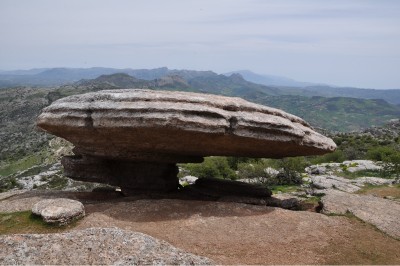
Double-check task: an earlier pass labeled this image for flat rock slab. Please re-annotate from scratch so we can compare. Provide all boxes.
[0,227,213,265]
[32,198,85,225]
[311,175,396,193]
[311,175,364,193]
[321,189,400,239]
[0,190,27,201]
[37,89,336,161]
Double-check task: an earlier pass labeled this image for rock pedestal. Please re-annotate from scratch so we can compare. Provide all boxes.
[61,155,179,192]
[37,89,336,195]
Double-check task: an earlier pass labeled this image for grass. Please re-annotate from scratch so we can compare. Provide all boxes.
[270,185,300,194]
[0,153,47,177]
[0,211,77,235]
[336,169,383,179]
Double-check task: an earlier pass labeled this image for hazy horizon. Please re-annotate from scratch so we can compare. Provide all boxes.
[1,0,399,89]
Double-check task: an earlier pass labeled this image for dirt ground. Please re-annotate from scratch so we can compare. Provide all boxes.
[1,191,400,265]
[358,185,400,200]
[78,198,400,265]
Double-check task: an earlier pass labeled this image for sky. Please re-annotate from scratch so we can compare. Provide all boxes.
[0,0,400,89]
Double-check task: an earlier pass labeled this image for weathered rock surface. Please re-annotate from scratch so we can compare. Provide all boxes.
[311,175,364,193]
[342,160,382,172]
[32,198,85,225]
[311,175,395,193]
[36,89,335,193]
[0,227,213,265]
[321,189,400,239]
[306,160,381,175]
[37,89,335,160]
[0,190,27,201]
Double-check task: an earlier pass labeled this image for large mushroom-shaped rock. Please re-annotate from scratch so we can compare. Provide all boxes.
[37,89,336,194]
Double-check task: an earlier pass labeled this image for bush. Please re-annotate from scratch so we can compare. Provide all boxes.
[310,150,345,164]
[237,157,307,186]
[237,159,272,179]
[381,149,400,179]
[367,146,397,161]
[181,157,237,180]
[275,157,307,185]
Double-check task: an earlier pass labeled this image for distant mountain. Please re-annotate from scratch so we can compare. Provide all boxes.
[300,85,400,105]
[260,96,400,132]
[227,70,400,105]
[0,67,216,87]
[224,70,316,87]
[1,67,400,105]
[77,73,190,90]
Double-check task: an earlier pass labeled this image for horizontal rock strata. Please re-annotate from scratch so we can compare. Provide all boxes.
[37,89,336,161]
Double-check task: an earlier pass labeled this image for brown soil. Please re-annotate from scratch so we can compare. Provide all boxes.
[357,185,400,200]
[1,191,399,265]
[77,198,399,265]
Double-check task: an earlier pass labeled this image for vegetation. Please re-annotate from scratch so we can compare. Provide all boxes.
[0,211,76,235]
[180,156,308,186]
[179,157,236,180]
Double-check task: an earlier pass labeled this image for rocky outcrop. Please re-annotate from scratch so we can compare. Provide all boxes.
[321,189,400,239]
[0,227,213,265]
[306,160,381,175]
[311,175,395,193]
[32,198,85,225]
[37,89,336,193]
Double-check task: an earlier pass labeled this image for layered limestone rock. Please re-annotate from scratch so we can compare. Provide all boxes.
[37,89,336,194]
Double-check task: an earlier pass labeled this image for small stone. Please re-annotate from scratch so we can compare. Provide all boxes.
[32,198,85,225]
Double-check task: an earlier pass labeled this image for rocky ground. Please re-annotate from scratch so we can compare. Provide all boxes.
[1,159,399,264]
[0,188,399,265]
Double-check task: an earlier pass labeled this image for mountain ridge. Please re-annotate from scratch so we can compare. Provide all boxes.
[1,67,399,104]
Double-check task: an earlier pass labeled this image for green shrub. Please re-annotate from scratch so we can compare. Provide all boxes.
[367,146,397,161]
[381,150,400,179]
[237,157,306,186]
[310,150,345,164]
[181,156,236,180]
[237,159,272,179]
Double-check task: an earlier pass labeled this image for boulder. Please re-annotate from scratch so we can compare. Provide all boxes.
[179,175,198,185]
[32,198,85,225]
[0,227,213,265]
[37,89,336,194]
